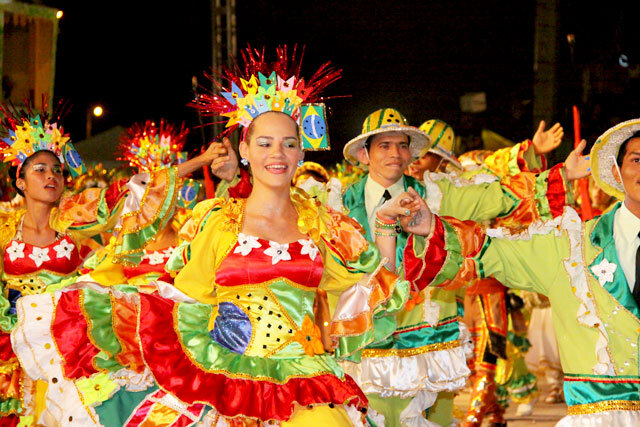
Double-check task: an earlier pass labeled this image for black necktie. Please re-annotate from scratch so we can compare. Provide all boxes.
[634,233,640,308]
[382,190,392,204]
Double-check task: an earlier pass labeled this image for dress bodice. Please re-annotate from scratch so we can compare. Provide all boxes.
[211,233,324,357]
[215,233,323,288]
[4,235,81,277]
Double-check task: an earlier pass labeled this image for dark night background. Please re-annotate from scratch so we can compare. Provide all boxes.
[36,0,640,165]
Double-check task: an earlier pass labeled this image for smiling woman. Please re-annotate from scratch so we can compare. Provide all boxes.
[4,47,409,426]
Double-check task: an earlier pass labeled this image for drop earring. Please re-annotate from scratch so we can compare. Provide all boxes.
[297,160,304,167]
[240,158,249,167]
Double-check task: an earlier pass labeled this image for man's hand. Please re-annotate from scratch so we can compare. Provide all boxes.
[532,121,564,155]
[208,137,239,182]
[564,139,591,181]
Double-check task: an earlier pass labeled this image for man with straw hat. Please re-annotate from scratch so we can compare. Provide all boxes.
[342,111,583,426]
[401,119,640,425]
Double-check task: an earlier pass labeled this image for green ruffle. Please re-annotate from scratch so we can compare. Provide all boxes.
[176,302,345,382]
[0,396,23,416]
[534,168,552,220]
[0,284,17,333]
[82,289,125,372]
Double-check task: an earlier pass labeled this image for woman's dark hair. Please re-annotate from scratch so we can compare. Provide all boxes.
[244,111,300,143]
[617,130,640,166]
[10,150,64,197]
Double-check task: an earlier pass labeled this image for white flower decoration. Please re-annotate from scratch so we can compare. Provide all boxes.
[144,251,167,265]
[264,241,291,265]
[163,247,175,257]
[6,241,25,262]
[299,239,319,261]
[53,239,75,260]
[29,247,50,268]
[234,233,262,256]
[592,259,617,286]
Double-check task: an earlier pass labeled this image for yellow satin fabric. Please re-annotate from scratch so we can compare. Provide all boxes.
[282,404,355,427]
[138,401,181,426]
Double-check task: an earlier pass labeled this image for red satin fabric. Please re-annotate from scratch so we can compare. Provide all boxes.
[52,291,100,379]
[216,239,323,288]
[3,236,80,276]
[403,219,448,291]
[104,179,129,211]
[137,293,367,421]
[0,331,15,362]
[228,168,253,199]
[546,164,568,218]
[123,251,174,283]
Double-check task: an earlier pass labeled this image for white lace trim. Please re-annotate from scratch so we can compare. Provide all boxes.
[422,171,498,214]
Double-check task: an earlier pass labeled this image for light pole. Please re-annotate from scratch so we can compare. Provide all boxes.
[86,105,103,139]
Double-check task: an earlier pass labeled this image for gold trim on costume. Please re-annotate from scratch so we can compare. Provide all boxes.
[568,400,640,415]
[361,340,460,358]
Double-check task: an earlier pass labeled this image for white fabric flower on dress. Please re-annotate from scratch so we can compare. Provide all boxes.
[592,259,617,286]
[6,241,26,262]
[264,242,291,265]
[234,233,262,256]
[53,239,75,260]
[144,251,166,265]
[29,247,50,267]
[163,247,175,257]
[299,239,319,261]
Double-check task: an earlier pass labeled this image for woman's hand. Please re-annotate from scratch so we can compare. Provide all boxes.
[397,188,433,236]
[376,189,422,222]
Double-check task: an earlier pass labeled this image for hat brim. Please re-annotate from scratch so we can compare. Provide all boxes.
[591,118,640,200]
[428,146,463,170]
[343,125,431,169]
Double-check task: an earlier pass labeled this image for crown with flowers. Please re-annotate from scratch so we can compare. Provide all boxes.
[191,45,342,150]
[118,120,189,173]
[0,102,85,178]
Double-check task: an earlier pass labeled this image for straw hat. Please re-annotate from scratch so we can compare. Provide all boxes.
[343,108,430,167]
[591,118,640,200]
[419,119,462,170]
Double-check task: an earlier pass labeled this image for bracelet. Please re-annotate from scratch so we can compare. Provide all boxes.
[376,222,403,235]
[374,230,398,237]
[375,219,397,230]
[375,213,397,225]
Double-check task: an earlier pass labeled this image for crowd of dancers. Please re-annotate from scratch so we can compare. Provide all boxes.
[0,46,636,427]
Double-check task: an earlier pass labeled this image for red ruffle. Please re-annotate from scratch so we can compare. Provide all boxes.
[0,331,15,362]
[138,293,367,421]
[52,291,100,379]
[546,163,567,218]
[403,218,447,290]
[104,178,129,211]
